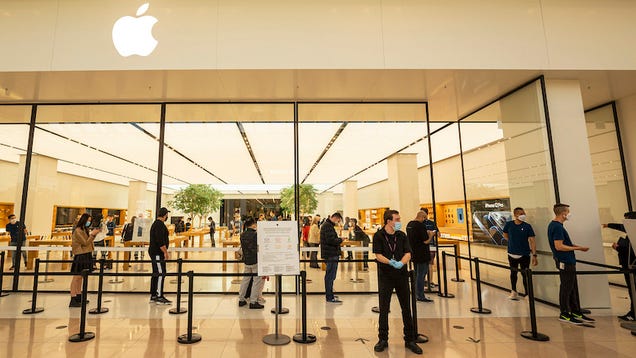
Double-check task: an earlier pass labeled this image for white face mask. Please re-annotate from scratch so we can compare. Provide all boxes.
[565,213,572,221]
[517,214,527,222]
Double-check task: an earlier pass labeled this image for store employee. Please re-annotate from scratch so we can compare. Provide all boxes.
[373,209,422,355]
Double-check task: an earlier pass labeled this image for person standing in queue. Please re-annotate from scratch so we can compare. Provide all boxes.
[69,213,100,307]
[548,203,594,325]
[308,216,321,268]
[373,209,422,354]
[503,207,538,300]
[6,214,27,270]
[321,212,343,304]
[237,218,265,309]
[149,207,172,305]
[603,211,636,321]
[406,210,435,303]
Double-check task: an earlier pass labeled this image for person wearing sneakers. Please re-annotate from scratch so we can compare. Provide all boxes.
[603,211,636,321]
[321,212,343,304]
[548,203,594,325]
[373,209,422,355]
[503,207,537,300]
[149,207,172,305]
[406,210,434,303]
[237,218,265,309]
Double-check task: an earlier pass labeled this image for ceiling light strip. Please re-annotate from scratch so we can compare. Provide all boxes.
[301,122,348,184]
[236,122,266,185]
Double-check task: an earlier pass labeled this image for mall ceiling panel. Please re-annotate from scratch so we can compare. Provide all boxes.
[161,122,259,185]
[304,122,427,187]
[298,103,426,122]
[240,122,294,185]
[458,123,504,153]
[430,123,460,163]
[214,71,296,100]
[298,122,345,182]
[0,124,29,163]
[166,103,293,122]
[0,106,31,123]
[37,104,161,123]
[57,161,131,187]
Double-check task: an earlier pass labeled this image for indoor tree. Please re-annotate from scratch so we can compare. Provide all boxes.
[168,184,223,227]
[279,184,318,217]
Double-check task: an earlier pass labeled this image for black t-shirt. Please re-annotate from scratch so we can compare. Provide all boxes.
[6,222,23,242]
[373,227,411,276]
[149,219,170,257]
[406,220,430,263]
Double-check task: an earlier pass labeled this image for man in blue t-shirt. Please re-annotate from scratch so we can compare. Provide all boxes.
[6,214,27,270]
[503,207,537,300]
[548,203,593,325]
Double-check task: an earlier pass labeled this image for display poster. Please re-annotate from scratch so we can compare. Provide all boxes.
[470,198,511,246]
[257,221,300,276]
[132,217,152,242]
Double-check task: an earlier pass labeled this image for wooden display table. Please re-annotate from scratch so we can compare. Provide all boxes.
[27,237,71,270]
[182,228,210,248]
[221,239,241,271]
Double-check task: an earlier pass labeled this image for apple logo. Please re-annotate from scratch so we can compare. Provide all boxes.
[112,3,158,57]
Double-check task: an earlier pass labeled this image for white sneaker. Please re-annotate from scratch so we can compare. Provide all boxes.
[509,291,519,300]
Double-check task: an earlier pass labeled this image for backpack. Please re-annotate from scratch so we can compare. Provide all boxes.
[123,223,133,242]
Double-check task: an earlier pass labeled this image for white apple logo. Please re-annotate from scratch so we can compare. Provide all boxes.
[112,3,158,57]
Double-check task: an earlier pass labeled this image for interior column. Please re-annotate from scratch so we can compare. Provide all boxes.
[342,180,358,220]
[14,154,57,237]
[387,153,420,222]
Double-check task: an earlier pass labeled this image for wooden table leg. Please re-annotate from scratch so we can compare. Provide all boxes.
[123,251,130,271]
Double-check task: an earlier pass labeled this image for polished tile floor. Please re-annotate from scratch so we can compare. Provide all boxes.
[1,271,634,357]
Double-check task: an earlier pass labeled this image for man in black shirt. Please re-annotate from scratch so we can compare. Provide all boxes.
[149,207,171,305]
[237,218,265,309]
[321,212,343,304]
[6,214,27,270]
[604,211,636,321]
[373,209,422,355]
[407,210,435,303]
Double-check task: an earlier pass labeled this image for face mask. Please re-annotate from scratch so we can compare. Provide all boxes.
[85,221,91,227]
[394,222,402,231]
[517,215,527,222]
[565,213,572,221]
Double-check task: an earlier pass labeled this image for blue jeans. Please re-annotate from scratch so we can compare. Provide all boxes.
[415,262,430,299]
[325,256,339,300]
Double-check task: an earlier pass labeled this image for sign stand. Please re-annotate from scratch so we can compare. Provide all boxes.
[262,275,291,346]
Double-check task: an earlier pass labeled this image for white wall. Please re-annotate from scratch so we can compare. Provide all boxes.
[1,0,636,71]
[617,94,636,207]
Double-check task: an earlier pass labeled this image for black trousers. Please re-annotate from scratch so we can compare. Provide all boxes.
[378,271,415,342]
[150,255,167,297]
[556,260,581,314]
[508,255,530,293]
[624,271,635,314]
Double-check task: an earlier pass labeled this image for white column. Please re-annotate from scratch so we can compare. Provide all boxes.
[14,154,57,236]
[387,153,420,223]
[546,79,610,308]
[342,180,358,220]
[616,94,636,206]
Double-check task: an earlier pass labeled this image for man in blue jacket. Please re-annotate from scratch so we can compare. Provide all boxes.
[321,212,343,304]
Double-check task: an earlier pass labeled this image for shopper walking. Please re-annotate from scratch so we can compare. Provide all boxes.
[69,213,100,307]
[503,207,537,300]
[149,207,172,305]
[373,209,422,354]
[308,216,321,268]
[321,212,343,303]
[548,203,594,325]
[237,219,265,309]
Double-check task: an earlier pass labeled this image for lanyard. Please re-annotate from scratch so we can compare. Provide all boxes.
[384,233,397,259]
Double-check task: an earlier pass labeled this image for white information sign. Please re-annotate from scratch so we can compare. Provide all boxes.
[132,218,152,242]
[257,221,300,276]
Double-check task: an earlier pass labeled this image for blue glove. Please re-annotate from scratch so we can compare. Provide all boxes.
[388,259,398,268]
[393,261,404,270]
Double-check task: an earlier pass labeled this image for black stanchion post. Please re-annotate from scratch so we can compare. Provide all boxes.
[170,258,187,314]
[263,275,291,345]
[69,269,95,342]
[409,270,429,344]
[469,258,491,314]
[438,251,455,298]
[0,251,9,297]
[520,268,549,341]
[293,270,317,344]
[22,258,44,314]
[450,245,464,282]
[271,274,289,314]
[178,270,202,344]
[89,259,109,314]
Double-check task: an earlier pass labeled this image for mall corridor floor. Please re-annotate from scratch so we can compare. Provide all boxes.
[0,276,634,357]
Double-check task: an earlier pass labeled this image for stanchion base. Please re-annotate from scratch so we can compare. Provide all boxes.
[520,331,550,341]
[169,307,188,315]
[451,278,465,282]
[89,307,109,315]
[470,307,492,314]
[271,307,290,314]
[108,279,124,284]
[69,332,95,342]
[177,333,202,344]
[293,333,317,344]
[438,293,455,299]
[22,307,44,315]
[0,293,9,297]
[631,331,636,337]
[415,334,429,343]
[263,333,291,346]
[372,306,380,313]
[620,322,636,331]
[38,279,54,283]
